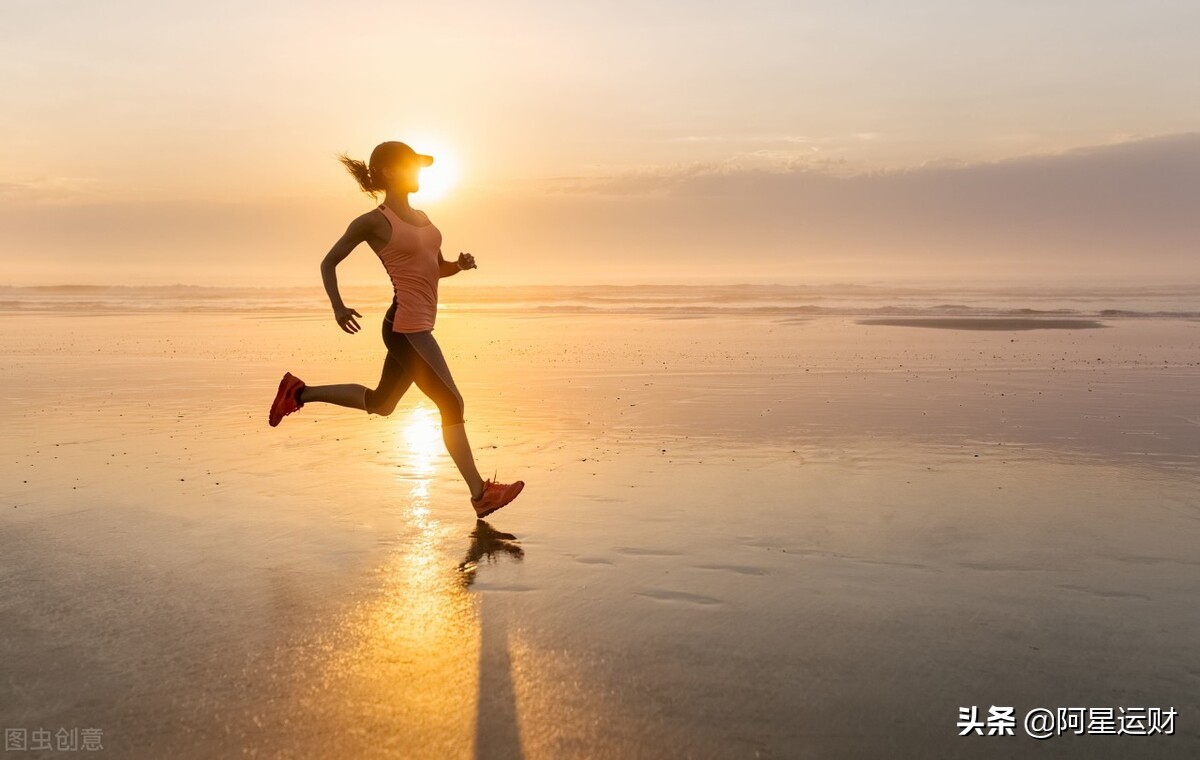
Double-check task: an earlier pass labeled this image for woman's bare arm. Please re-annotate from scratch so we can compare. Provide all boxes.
[321,214,374,333]
[438,250,476,278]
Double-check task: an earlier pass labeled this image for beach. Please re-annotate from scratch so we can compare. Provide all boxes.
[2,285,1198,758]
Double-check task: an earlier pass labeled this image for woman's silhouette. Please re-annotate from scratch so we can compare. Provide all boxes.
[268,141,524,518]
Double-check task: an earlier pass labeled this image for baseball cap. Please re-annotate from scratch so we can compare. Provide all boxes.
[370,141,434,169]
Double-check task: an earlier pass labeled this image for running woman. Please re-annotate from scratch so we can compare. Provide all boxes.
[268,141,524,519]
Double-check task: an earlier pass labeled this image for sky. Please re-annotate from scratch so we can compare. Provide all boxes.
[2,0,1199,286]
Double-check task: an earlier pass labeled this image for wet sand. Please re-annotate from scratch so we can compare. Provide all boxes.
[2,308,1199,758]
[857,317,1109,330]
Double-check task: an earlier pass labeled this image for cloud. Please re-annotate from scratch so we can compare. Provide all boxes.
[546,153,849,195]
[666,134,817,145]
[502,133,1200,282]
[0,176,107,203]
[555,133,1200,199]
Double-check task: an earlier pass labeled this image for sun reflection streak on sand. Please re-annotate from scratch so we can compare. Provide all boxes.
[308,406,623,758]
[315,406,482,756]
[402,406,441,480]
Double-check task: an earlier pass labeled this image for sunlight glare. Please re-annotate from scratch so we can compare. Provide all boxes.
[402,406,441,477]
[412,140,460,202]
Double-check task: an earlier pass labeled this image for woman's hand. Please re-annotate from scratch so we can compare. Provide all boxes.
[334,305,362,334]
[456,252,477,271]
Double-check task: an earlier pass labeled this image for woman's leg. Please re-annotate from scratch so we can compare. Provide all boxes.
[298,383,368,410]
[362,351,414,416]
[300,351,414,415]
[403,332,485,500]
[443,423,486,502]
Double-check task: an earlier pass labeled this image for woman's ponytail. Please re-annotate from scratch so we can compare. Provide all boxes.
[338,153,378,197]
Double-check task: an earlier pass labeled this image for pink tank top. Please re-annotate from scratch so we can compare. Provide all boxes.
[375,204,443,332]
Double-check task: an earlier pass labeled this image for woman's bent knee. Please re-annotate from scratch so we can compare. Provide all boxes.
[438,398,466,427]
[364,390,399,416]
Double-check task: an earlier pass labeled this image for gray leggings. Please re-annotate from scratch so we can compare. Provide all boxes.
[363,301,466,427]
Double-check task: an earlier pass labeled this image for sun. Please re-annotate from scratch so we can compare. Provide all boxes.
[411,141,459,202]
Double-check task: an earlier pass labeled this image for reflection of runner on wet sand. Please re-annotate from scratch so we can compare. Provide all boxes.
[458,520,525,587]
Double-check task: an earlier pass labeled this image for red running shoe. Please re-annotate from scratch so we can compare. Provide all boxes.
[471,475,525,518]
[269,372,306,427]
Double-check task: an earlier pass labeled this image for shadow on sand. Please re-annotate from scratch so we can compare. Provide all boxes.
[459,521,526,760]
